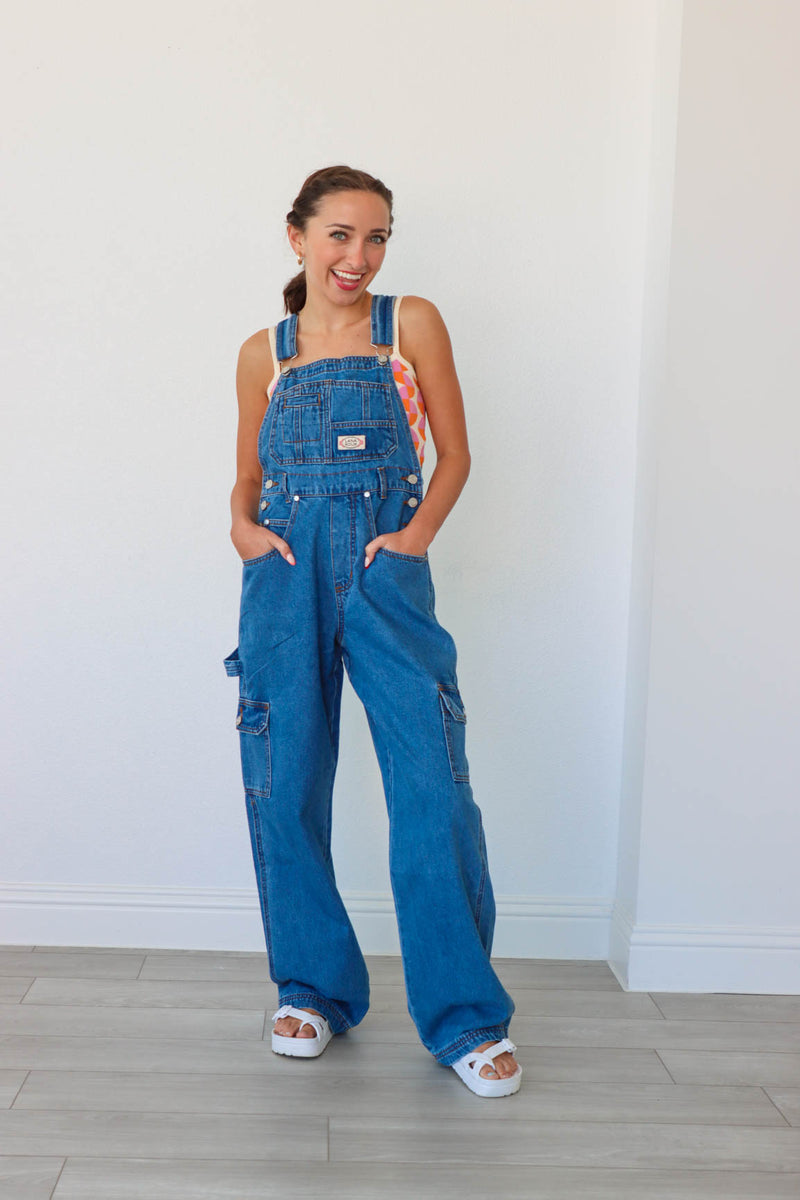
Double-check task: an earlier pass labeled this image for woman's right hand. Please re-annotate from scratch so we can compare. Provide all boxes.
[231,519,296,566]
[230,334,297,566]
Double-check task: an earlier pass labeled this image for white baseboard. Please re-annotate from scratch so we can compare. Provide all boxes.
[609,902,800,993]
[2,884,798,994]
[0,882,610,958]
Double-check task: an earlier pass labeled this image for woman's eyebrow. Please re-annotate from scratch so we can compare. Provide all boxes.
[324,223,389,233]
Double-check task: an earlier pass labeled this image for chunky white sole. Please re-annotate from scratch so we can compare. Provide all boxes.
[451,1036,522,1097]
[271,1004,334,1057]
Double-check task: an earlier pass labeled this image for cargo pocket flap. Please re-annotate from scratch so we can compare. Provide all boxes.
[224,648,243,677]
[236,698,270,734]
[438,686,466,722]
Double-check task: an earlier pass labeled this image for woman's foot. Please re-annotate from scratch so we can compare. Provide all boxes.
[451,1037,522,1097]
[273,1006,324,1038]
[473,1039,519,1079]
[272,1012,518,1078]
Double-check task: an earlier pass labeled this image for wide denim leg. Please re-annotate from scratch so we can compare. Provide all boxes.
[223,294,515,1065]
[342,502,516,1064]
[227,517,370,1037]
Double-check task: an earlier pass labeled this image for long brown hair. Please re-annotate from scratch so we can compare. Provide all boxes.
[283,165,394,315]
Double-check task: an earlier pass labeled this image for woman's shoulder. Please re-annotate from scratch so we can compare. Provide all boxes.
[396,295,450,366]
[239,325,271,350]
[238,322,281,374]
[397,294,447,333]
[396,293,440,316]
[240,318,284,348]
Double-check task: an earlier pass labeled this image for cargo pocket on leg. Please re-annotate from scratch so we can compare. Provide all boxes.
[236,698,272,797]
[437,683,470,783]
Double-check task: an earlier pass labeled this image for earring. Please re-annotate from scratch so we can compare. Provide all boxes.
[297,256,304,267]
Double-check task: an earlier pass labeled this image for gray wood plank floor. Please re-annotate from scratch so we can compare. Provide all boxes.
[0,946,798,1198]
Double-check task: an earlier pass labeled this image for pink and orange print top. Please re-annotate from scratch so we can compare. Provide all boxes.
[389,297,427,468]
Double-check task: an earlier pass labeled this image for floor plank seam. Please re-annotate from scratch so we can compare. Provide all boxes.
[760,1087,794,1126]
[48,1155,67,1200]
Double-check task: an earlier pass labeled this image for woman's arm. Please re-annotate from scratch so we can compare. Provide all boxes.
[364,296,471,564]
[230,332,296,565]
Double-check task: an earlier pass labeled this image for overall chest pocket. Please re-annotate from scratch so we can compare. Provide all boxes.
[329,381,398,461]
[271,384,325,464]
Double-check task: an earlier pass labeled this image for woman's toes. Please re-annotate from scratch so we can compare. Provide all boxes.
[475,1040,505,1078]
[275,1007,323,1038]
[476,1046,518,1079]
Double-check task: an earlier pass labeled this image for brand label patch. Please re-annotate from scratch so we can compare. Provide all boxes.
[337,434,366,450]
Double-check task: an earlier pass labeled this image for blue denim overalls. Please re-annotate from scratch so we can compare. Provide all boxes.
[223,293,515,1066]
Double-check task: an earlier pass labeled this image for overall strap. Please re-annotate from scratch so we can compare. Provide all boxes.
[370,294,396,350]
[275,312,298,363]
[276,295,394,364]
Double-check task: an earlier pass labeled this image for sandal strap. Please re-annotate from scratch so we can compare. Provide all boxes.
[459,1037,517,1071]
[271,1003,327,1037]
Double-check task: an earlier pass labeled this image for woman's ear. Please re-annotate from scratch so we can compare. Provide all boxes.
[286,223,303,260]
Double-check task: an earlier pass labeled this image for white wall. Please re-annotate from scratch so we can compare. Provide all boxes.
[1,0,649,954]
[3,1,796,993]
[612,0,800,992]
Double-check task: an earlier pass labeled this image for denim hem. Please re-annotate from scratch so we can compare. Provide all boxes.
[276,991,354,1036]
[432,1024,511,1067]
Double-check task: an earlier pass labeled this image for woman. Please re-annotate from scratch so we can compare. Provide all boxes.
[223,165,521,1098]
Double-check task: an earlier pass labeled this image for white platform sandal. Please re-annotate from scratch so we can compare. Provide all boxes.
[271,1004,334,1057]
[451,1037,522,1097]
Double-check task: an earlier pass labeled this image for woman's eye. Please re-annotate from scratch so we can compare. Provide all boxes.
[328,231,386,244]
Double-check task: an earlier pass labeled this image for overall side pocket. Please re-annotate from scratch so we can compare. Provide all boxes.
[242,493,300,565]
[366,489,428,560]
[437,683,470,783]
[236,698,272,797]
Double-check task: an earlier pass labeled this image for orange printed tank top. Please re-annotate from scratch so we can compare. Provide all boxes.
[266,295,428,469]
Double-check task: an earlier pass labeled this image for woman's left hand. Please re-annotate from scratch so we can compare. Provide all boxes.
[365,528,430,566]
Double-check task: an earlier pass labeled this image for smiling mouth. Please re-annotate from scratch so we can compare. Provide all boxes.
[332,270,364,282]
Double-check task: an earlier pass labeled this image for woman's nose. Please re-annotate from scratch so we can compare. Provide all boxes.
[344,242,369,268]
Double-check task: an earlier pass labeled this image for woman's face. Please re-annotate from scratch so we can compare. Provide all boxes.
[290,189,391,304]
